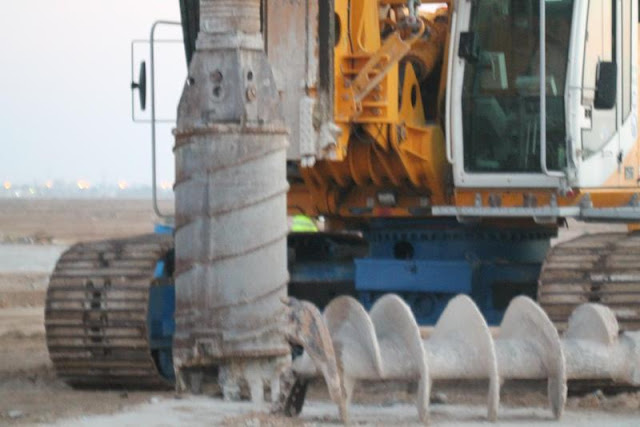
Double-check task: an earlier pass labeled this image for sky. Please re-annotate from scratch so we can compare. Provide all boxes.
[0,1,185,187]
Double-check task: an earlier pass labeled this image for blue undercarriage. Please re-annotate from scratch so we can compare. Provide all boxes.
[289,219,556,325]
[147,219,556,381]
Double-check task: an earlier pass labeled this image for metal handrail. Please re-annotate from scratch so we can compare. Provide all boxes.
[150,20,181,219]
[445,10,457,164]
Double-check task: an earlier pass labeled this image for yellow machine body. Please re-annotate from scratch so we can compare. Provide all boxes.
[274,0,640,223]
[287,0,452,217]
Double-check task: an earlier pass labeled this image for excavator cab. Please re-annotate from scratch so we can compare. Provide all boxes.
[451,0,638,194]
[459,0,572,174]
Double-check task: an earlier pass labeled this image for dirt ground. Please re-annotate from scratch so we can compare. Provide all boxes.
[0,199,638,426]
[0,199,175,426]
[0,199,173,245]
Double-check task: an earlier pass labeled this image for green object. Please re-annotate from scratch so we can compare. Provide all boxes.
[291,215,318,232]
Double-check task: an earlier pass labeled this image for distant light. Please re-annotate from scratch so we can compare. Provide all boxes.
[45,180,54,189]
[160,181,172,190]
[29,187,36,195]
[77,180,91,190]
[118,180,129,190]
[3,181,10,190]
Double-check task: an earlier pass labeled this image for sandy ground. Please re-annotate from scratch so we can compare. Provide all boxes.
[0,199,638,426]
[0,200,174,426]
[46,397,640,427]
[0,198,172,245]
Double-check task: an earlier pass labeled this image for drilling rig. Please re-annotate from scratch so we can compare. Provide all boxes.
[45,0,640,423]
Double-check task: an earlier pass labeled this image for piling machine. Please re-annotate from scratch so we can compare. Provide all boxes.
[45,0,640,423]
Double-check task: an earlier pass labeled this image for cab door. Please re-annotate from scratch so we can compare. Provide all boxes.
[450,0,575,189]
[578,0,638,188]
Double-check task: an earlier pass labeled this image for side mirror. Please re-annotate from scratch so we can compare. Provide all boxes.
[458,32,480,63]
[594,61,616,110]
[131,61,147,111]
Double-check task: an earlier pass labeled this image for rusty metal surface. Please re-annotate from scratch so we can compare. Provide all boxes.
[539,232,640,331]
[173,0,290,402]
[272,370,309,418]
[200,0,261,34]
[173,124,291,398]
[266,0,315,161]
[266,0,337,163]
[44,234,173,389]
[173,121,290,363]
[283,297,347,423]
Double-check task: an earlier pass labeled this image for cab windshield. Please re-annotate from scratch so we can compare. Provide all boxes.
[462,0,574,173]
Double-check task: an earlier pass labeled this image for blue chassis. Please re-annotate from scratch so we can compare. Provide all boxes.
[290,219,555,325]
[147,219,555,381]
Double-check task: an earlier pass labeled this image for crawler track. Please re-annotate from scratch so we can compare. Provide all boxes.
[539,232,640,332]
[45,234,173,389]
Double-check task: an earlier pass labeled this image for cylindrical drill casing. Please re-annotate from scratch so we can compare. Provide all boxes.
[173,0,290,402]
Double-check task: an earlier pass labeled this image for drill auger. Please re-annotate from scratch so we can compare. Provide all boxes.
[281,294,640,424]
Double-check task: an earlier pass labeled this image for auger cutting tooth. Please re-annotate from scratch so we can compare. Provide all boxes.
[283,297,347,423]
